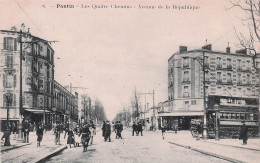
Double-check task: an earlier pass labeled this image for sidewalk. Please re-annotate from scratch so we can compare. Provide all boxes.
[164,130,260,163]
[1,131,67,163]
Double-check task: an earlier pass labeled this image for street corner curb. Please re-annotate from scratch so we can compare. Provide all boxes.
[29,145,67,163]
[204,141,260,152]
[167,141,246,163]
[1,143,32,153]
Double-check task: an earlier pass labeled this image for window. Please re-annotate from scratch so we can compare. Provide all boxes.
[27,78,32,85]
[246,61,250,70]
[217,72,221,83]
[39,79,44,90]
[227,59,232,69]
[205,86,209,96]
[183,71,189,82]
[4,37,17,51]
[205,71,209,81]
[47,48,50,60]
[183,86,190,97]
[5,55,14,68]
[237,59,242,70]
[6,74,13,88]
[247,74,250,84]
[237,74,241,84]
[217,57,222,69]
[183,57,189,68]
[184,101,189,105]
[3,94,16,106]
[205,56,209,67]
[3,73,16,88]
[227,73,232,83]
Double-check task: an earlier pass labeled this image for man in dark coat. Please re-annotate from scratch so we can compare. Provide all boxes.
[137,122,143,136]
[36,125,44,147]
[105,121,111,142]
[116,121,123,139]
[240,122,248,145]
[102,121,106,141]
[132,122,137,136]
[23,119,30,143]
[81,123,91,152]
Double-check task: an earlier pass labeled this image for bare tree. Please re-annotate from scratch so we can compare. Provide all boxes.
[228,0,260,57]
[130,87,142,120]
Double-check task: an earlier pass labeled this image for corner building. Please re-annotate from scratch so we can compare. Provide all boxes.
[159,45,259,137]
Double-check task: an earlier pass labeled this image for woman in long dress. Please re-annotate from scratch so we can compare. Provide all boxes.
[74,124,81,147]
[36,125,44,147]
[66,128,75,148]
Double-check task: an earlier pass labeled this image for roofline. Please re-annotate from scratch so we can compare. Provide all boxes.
[0,29,54,51]
[168,49,254,62]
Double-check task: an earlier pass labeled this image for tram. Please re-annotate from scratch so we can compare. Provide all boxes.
[207,95,259,138]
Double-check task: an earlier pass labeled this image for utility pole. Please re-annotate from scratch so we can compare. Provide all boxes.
[138,90,155,130]
[202,50,208,140]
[17,30,24,143]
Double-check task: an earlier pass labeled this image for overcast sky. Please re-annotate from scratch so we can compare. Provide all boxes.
[0,0,249,120]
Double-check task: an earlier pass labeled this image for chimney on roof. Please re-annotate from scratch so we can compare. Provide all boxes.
[179,46,187,53]
[235,49,247,54]
[226,47,231,53]
[202,44,212,51]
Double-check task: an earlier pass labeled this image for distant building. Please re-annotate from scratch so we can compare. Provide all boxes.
[159,45,259,136]
[53,81,78,124]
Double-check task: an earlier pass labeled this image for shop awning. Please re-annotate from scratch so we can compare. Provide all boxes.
[24,108,52,114]
[158,111,204,117]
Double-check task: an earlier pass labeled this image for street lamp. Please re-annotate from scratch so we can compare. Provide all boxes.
[4,92,12,146]
[214,104,220,140]
[5,92,12,125]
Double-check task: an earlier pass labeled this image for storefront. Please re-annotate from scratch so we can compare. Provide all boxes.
[158,111,203,130]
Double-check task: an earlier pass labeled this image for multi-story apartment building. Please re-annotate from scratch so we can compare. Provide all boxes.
[0,27,55,129]
[159,45,259,137]
[0,26,78,130]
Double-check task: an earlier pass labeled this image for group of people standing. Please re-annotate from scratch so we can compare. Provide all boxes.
[53,121,96,152]
[114,121,123,139]
[102,121,112,142]
[132,121,144,136]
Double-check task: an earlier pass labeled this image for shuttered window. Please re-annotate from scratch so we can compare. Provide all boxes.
[3,37,17,51]
[5,55,14,68]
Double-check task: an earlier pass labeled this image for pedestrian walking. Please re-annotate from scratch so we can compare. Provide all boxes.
[161,124,166,139]
[36,124,44,147]
[74,124,81,147]
[23,119,30,143]
[137,122,143,136]
[1,125,11,146]
[132,122,137,136]
[89,121,96,145]
[54,123,61,145]
[116,121,123,139]
[81,123,91,152]
[239,122,248,145]
[102,121,106,141]
[66,128,75,148]
[105,120,111,142]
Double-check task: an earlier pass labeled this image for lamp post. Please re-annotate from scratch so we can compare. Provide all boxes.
[5,92,12,125]
[214,104,220,140]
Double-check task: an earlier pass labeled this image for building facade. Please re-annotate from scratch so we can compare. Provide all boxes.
[0,27,78,130]
[53,81,78,124]
[159,45,259,137]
